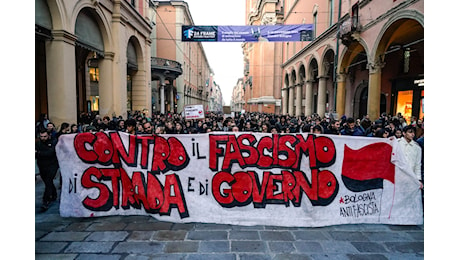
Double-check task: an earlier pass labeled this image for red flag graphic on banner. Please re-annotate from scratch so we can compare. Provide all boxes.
[341,142,395,192]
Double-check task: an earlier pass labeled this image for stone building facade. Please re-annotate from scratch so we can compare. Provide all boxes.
[243,0,423,121]
[151,0,213,114]
[36,0,154,126]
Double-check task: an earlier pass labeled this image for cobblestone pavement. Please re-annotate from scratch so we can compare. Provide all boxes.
[35,176,424,260]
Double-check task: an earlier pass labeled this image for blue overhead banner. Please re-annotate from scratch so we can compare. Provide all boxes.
[182,24,313,42]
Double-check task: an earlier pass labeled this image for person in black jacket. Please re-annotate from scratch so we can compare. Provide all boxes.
[325,119,341,135]
[35,129,59,211]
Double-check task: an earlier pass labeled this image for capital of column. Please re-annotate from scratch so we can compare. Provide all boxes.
[104,52,115,61]
[367,60,386,74]
[337,73,346,82]
[51,30,77,45]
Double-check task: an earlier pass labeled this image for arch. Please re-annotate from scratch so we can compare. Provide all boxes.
[321,48,335,77]
[71,1,113,53]
[126,35,148,112]
[290,69,297,86]
[284,73,289,88]
[353,82,368,118]
[46,0,66,30]
[371,10,424,121]
[127,37,139,70]
[36,0,52,29]
[75,9,105,55]
[307,58,319,81]
[339,40,370,74]
[318,45,335,76]
[298,64,306,83]
[372,9,424,63]
[72,5,112,116]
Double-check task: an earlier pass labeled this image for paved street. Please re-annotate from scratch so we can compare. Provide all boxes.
[35,176,424,260]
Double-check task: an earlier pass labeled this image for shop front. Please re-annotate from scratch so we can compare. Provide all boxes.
[391,77,424,121]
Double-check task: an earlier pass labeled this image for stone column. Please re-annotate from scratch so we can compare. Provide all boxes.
[336,73,346,117]
[109,0,125,117]
[295,83,302,116]
[170,86,175,113]
[160,83,165,114]
[282,88,288,114]
[304,80,313,116]
[367,62,384,121]
[46,30,78,126]
[288,85,295,116]
[98,52,115,117]
[318,76,328,117]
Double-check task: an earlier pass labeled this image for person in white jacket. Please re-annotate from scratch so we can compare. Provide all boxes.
[398,125,423,190]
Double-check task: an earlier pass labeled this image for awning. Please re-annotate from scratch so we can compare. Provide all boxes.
[75,10,104,57]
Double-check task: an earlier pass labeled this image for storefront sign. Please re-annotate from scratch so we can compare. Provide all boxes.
[414,79,424,86]
[182,24,313,42]
[56,132,423,227]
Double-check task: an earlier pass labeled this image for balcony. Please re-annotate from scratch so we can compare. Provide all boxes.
[339,18,362,47]
[151,57,183,81]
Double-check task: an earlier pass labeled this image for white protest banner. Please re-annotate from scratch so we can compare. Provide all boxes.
[56,132,423,227]
[184,104,205,120]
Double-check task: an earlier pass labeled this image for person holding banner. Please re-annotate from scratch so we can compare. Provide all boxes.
[398,125,423,190]
[125,119,137,135]
[35,129,59,211]
[165,120,175,134]
[142,122,154,134]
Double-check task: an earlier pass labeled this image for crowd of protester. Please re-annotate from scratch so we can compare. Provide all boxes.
[35,110,424,211]
[35,110,424,142]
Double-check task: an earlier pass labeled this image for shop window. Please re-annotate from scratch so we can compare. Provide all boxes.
[419,90,424,119]
[89,67,99,82]
[396,90,413,121]
[89,96,99,111]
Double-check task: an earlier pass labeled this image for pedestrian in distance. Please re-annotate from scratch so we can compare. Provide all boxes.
[174,122,185,134]
[394,129,403,139]
[56,122,70,140]
[165,120,175,134]
[312,124,324,134]
[36,113,50,137]
[70,123,79,134]
[46,122,58,141]
[325,119,341,135]
[261,122,270,133]
[340,117,365,136]
[375,128,390,138]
